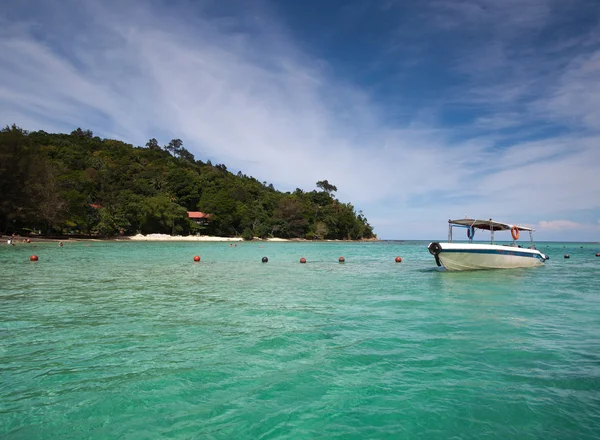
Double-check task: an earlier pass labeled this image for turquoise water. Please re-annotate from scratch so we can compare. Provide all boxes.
[1,240,600,439]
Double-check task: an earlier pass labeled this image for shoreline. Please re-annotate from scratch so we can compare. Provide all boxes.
[2,234,380,243]
[120,234,379,242]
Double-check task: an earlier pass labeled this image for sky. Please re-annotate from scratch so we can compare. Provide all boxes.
[1,0,600,241]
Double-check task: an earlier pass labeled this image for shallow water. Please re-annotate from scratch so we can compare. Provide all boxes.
[1,240,600,439]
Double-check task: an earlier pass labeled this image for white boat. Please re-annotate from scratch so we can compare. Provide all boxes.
[428,218,549,271]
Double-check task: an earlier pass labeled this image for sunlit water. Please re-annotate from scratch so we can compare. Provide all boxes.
[1,240,599,439]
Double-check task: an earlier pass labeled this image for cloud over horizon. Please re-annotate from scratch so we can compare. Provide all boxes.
[1,0,599,240]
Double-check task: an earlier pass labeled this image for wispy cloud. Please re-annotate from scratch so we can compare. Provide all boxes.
[539,220,585,231]
[539,51,600,130]
[0,0,599,240]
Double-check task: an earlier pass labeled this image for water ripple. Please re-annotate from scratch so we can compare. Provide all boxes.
[1,241,600,438]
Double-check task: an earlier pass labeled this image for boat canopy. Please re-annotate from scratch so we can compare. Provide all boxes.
[449,218,534,232]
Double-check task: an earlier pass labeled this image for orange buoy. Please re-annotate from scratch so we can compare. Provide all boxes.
[30,255,38,261]
[193,255,200,262]
[262,257,268,263]
[300,257,307,264]
[395,256,402,263]
[26,238,31,243]
[339,256,345,263]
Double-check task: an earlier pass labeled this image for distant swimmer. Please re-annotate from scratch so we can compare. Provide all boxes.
[59,241,64,247]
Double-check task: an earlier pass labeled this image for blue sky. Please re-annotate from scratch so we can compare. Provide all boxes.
[1,0,600,240]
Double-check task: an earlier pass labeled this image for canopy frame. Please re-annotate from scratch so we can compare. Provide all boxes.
[448,218,536,247]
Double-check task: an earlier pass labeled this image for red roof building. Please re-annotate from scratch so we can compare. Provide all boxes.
[187,212,212,226]
[187,212,211,219]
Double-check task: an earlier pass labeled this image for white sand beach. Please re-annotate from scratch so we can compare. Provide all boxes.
[127,234,290,242]
[2,234,374,243]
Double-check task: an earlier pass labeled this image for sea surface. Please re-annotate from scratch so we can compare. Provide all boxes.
[1,240,599,439]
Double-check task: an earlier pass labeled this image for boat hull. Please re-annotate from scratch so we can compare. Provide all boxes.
[428,242,548,271]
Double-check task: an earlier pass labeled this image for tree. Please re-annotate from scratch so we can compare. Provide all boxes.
[0,127,376,240]
[145,138,160,150]
[178,147,195,162]
[0,124,34,232]
[242,227,253,241]
[165,139,183,156]
[27,160,69,234]
[316,179,337,195]
[139,194,187,234]
[273,197,308,238]
[71,128,93,138]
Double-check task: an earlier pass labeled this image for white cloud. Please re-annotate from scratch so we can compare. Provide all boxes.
[536,220,600,243]
[0,0,599,240]
[539,51,600,130]
[538,220,583,231]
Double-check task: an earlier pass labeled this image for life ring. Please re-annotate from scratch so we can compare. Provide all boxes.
[467,227,475,240]
[511,226,520,240]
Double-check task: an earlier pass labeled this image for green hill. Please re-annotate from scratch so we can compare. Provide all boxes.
[0,124,375,240]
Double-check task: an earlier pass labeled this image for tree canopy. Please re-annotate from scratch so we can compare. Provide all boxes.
[316,179,337,195]
[0,125,376,240]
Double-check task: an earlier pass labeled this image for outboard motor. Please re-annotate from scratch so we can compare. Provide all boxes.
[428,242,443,267]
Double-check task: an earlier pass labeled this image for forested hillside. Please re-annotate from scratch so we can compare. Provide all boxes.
[0,125,376,240]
